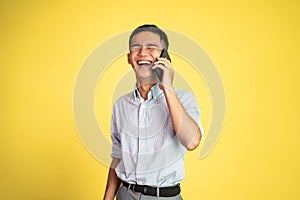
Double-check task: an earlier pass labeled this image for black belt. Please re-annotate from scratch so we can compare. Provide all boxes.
[122,181,181,197]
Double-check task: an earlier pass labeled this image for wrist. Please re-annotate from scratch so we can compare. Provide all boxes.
[103,195,114,200]
[161,83,175,94]
[103,189,116,200]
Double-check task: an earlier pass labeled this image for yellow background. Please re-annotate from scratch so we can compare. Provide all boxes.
[1,0,299,199]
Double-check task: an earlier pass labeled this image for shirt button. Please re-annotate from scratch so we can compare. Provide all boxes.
[139,123,144,128]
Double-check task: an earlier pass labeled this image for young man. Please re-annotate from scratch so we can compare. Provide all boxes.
[104,24,203,200]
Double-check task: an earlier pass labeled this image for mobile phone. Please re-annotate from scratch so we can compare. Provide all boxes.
[154,49,171,81]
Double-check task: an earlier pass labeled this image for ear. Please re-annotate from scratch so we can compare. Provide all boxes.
[127,53,132,66]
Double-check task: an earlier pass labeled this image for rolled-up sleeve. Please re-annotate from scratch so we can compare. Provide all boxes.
[176,89,204,137]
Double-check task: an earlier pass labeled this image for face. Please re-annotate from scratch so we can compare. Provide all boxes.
[127,31,164,82]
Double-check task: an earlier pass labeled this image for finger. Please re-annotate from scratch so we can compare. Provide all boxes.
[152,63,165,69]
[156,57,171,64]
[154,61,170,68]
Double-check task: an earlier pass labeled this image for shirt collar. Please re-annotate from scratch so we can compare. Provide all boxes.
[134,83,163,101]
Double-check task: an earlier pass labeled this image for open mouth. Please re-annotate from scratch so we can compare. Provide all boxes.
[137,60,153,66]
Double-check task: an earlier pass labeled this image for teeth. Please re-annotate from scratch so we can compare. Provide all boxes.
[138,61,152,65]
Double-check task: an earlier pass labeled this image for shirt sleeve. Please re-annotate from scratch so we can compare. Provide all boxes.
[110,106,122,159]
[176,89,204,137]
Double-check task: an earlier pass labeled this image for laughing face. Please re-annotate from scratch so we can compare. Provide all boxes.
[127,31,164,84]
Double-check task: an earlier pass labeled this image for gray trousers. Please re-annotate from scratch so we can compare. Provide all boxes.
[116,185,183,200]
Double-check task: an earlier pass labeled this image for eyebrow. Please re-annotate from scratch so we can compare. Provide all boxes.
[131,43,160,48]
[146,43,159,46]
[131,43,141,48]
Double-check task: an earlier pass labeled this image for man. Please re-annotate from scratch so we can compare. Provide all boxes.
[103,24,203,200]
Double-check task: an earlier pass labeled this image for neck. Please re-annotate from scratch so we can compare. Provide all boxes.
[136,82,156,100]
[136,75,159,100]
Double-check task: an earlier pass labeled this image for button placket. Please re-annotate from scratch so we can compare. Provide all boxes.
[136,101,147,183]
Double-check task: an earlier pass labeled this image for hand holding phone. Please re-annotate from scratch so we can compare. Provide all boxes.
[154,49,171,81]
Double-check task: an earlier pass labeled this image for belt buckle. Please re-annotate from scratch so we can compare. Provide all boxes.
[143,186,148,194]
[132,184,138,194]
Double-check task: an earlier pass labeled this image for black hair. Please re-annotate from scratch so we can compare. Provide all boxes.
[129,24,169,50]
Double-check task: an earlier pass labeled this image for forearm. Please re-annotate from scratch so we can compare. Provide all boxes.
[163,86,202,151]
[103,158,121,200]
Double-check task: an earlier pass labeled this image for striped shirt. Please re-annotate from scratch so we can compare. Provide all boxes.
[110,84,202,187]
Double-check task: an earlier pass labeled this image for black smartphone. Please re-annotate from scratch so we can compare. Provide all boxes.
[154,49,171,81]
